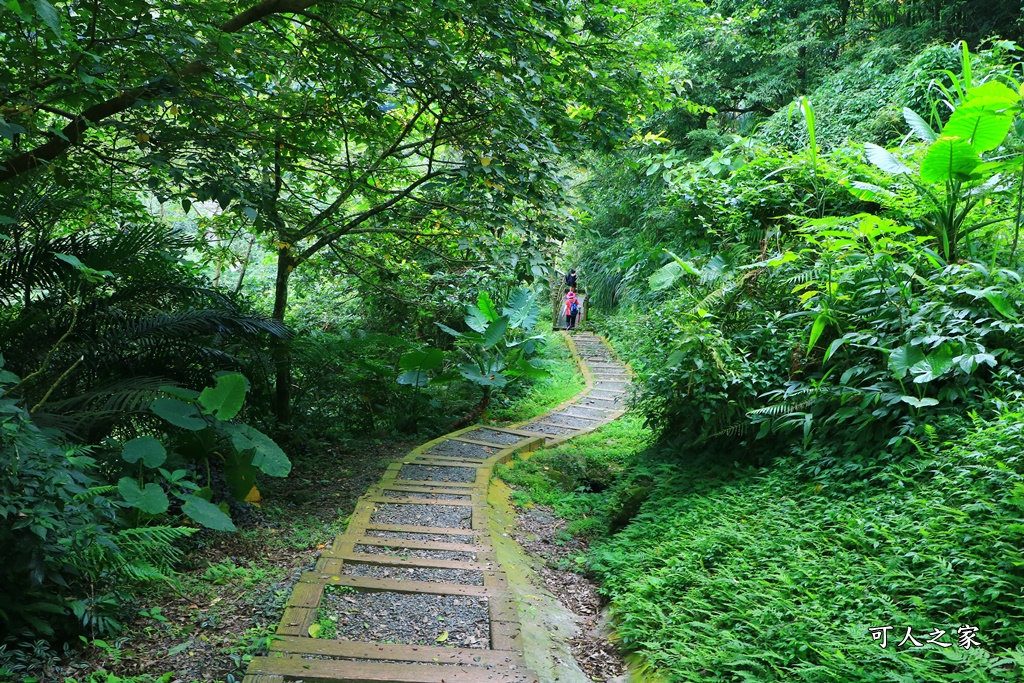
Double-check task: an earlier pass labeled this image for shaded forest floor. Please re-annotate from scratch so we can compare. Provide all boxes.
[68,438,417,682]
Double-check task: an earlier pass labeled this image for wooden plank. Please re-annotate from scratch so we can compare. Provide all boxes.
[392,479,478,488]
[483,571,508,591]
[353,537,481,553]
[402,459,485,468]
[267,636,524,666]
[309,573,499,597]
[243,675,285,683]
[364,496,475,507]
[327,552,491,572]
[490,621,523,651]
[287,581,324,609]
[276,606,315,636]
[363,523,486,536]
[247,657,536,683]
[489,596,518,622]
[376,484,479,496]
[404,455,488,465]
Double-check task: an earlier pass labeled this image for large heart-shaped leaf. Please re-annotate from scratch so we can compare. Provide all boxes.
[399,348,444,372]
[180,495,236,531]
[398,349,444,387]
[920,137,981,183]
[900,396,940,408]
[222,423,291,477]
[198,373,247,421]
[151,398,206,431]
[122,436,167,468]
[464,306,489,333]
[889,344,925,379]
[118,477,169,514]
[910,344,955,383]
[942,106,1013,153]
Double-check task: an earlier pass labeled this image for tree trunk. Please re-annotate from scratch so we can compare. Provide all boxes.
[272,247,293,422]
[234,235,257,294]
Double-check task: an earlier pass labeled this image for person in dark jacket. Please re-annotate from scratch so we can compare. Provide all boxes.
[564,268,578,289]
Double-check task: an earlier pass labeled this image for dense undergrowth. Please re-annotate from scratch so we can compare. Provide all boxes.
[501,399,1024,681]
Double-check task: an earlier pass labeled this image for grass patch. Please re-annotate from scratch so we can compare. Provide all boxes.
[496,415,652,537]
[487,331,586,425]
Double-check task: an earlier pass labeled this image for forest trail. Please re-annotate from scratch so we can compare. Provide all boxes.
[243,331,630,683]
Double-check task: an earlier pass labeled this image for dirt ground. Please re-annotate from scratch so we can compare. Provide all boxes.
[511,506,626,683]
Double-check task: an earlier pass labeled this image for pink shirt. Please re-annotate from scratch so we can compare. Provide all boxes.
[564,292,577,315]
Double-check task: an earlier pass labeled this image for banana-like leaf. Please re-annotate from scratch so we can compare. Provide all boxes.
[919,137,980,183]
[151,398,206,431]
[482,316,509,349]
[942,105,1013,153]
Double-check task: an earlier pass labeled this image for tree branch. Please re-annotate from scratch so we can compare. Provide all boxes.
[0,0,321,183]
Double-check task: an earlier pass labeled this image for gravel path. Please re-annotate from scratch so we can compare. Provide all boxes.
[325,591,490,648]
[382,490,471,501]
[398,465,477,482]
[541,413,599,428]
[354,544,477,562]
[365,529,476,544]
[517,422,576,436]
[342,562,484,585]
[461,428,524,445]
[425,440,494,458]
[371,503,472,529]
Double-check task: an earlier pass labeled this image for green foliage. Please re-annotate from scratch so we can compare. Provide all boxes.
[587,410,1024,681]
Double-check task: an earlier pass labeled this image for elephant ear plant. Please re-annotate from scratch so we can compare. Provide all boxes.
[426,288,549,428]
[855,44,1024,262]
[120,373,292,532]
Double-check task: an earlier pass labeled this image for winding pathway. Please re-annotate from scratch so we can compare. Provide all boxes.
[244,331,630,683]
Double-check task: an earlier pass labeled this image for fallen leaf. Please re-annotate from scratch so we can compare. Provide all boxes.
[436,630,449,642]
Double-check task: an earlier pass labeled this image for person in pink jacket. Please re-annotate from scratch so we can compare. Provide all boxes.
[564,287,579,330]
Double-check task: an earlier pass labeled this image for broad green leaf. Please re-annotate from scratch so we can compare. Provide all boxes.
[807,314,828,354]
[864,143,913,175]
[845,181,893,203]
[397,370,430,387]
[122,436,167,468]
[983,292,1018,320]
[159,385,201,400]
[900,396,940,408]
[435,322,464,338]
[464,306,489,333]
[903,108,936,142]
[180,495,236,531]
[506,356,550,379]
[910,344,955,383]
[118,477,169,514]
[198,373,247,421]
[151,398,206,431]
[223,423,291,477]
[502,288,539,330]
[889,344,925,379]
[963,80,1021,107]
[920,137,980,182]
[482,316,509,349]
[477,291,499,322]
[459,362,507,387]
[942,106,1013,153]
[649,261,684,291]
[33,0,61,37]
[222,453,258,501]
[309,623,322,638]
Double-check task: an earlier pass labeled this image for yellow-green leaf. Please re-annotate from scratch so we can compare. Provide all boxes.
[436,630,449,642]
[308,623,322,638]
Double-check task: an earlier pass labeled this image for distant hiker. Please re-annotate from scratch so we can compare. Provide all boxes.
[564,287,579,330]
[564,268,578,289]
